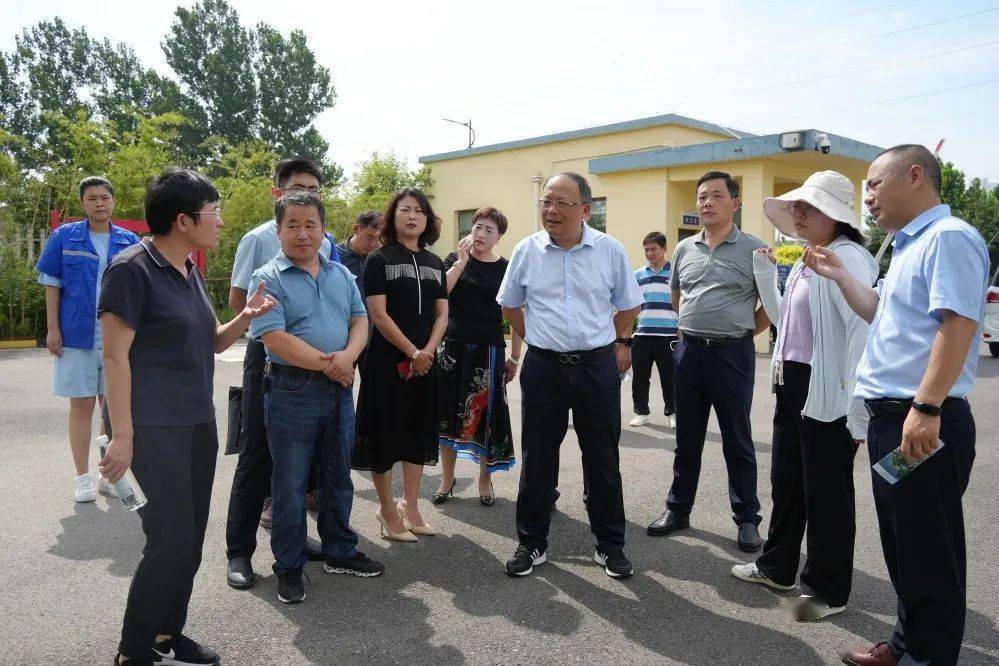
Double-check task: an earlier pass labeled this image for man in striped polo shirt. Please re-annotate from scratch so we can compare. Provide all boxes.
[630,231,679,429]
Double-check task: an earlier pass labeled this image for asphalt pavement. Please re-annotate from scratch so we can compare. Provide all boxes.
[0,343,996,665]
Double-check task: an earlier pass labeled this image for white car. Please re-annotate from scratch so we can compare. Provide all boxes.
[983,267,999,357]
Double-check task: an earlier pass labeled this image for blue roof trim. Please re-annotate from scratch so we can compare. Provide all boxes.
[589,130,883,174]
[418,113,756,163]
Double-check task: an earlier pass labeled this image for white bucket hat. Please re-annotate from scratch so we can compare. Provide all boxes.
[763,170,861,240]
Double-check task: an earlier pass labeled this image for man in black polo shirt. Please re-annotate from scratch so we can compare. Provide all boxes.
[335,210,383,298]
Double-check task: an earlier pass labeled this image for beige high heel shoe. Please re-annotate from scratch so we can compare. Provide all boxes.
[376,508,417,542]
[396,500,436,536]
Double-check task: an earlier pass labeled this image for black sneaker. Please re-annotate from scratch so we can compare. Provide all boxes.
[505,543,547,577]
[277,568,306,604]
[113,654,155,665]
[594,550,633,578]
[151,634,220,665]
[324,551,385,577]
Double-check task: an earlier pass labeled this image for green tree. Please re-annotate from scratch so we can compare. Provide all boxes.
[349,152,433,214]
[254,25,335,162]
[162,0,258,144]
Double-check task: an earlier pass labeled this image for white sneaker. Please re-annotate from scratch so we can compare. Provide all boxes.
[787,594,846,621]
[629,414,649,427]
[665,414,676,429]
[74,473,97,503]
[730,562,795,590]
[97,475,118,498]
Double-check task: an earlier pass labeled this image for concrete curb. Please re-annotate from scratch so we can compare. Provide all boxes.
[0,340,39,350]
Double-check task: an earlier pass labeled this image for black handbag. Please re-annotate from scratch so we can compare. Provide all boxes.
[225,386,244,455]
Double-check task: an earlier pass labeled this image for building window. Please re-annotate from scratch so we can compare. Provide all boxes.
[457,209,476,240]
[589,197,607,232]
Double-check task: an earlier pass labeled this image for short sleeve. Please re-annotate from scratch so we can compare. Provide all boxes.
[434,256,448,299]
[35,228,64,279]
[443,252,458,272]
[363,252,388,297]
[37,273,62,288]
[230,232,259,290]
[98,259,147,331]
[348,276,367,317]
[925,229,989,323]
[325,233,341,263]
[496,243,527,308]
[669,245,683,289]
[247,271,286,338]
[610,245,645,311]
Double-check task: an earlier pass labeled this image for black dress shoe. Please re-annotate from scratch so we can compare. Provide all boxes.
[646,509,690,536]
[305,537,324,561]
[737,522,763,552]
[227,556,254,589]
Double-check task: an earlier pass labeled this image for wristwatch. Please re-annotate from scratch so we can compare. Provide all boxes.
[411,349,422,360]
[615,337,633,348]
[911,401,941,416]
[507,356,520,365]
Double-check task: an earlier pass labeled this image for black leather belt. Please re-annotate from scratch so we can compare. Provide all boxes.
[529,344,614,365]
[864,396,964,418]
[681,331,752,348]
[265,361,327,382]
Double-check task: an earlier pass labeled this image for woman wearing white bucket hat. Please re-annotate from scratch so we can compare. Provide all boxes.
[730,170,878,621]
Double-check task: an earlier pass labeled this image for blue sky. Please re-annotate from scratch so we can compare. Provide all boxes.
[3,0,997,183]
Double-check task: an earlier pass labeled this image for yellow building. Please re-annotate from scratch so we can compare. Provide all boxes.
[419,113,882,350]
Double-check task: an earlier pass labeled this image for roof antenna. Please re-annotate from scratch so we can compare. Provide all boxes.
[443,117,475,149]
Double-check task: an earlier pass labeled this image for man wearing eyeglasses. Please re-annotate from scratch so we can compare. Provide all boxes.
[224,157,341,590]
[497,172,643,579]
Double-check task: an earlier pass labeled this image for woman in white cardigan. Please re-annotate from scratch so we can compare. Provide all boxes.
[731,171,878,622]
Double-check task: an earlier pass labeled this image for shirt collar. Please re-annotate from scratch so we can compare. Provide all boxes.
[544,222,595,251]
[894,204,951,247]
[275,251,333,272]
[696,224,741,246]
[141,238,194,271]
[645,262,669,274]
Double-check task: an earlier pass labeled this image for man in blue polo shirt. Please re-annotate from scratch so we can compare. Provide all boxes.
[630,231,679,429]
[806,144,987,666]
[248,191,383,604]
[35,176,140,503]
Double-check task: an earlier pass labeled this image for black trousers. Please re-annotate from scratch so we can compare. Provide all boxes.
[631,335,676,415]
[225,338,272,559]
[119,422,218,657]
[666,336,761,525]
[517,347,626,555]
[755,361,858,607]
[869,398,975,666]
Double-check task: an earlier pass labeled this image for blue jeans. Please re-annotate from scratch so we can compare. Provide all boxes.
[264,371,358,574]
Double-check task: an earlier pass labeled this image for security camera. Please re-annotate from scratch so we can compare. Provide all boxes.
[815,133,832,154]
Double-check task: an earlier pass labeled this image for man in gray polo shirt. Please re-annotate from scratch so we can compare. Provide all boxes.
[647,170,770,552]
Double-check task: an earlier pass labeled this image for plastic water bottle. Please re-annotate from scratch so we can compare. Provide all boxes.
[96,435,148,512]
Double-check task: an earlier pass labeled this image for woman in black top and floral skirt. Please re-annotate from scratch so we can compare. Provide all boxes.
[433,207,521,506]
[353,188,448,542]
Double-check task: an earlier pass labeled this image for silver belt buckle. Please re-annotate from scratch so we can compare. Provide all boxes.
[559,353,581,365]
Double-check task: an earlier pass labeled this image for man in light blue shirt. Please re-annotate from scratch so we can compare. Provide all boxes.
[807,144,987,666]
[225,157,339,590]
[497,171,643,579]
[247,192,383,603]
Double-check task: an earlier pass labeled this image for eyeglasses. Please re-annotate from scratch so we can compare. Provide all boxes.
[278,185,324,194]
[790,201,819,217]
[537,199,581,210]
[194,209,223,219]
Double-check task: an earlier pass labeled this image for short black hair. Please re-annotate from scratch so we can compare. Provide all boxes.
[79,176,114,199]
[472,207,508,235]
[273,157,324,188]
[547,172,593,204]
[144,168,220,236]
[876,144,942,194]
[643,231,667,247]
[355,210,383,229]
[381,188,441,248]
[696,171,739,199]
[275,191,326,227]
